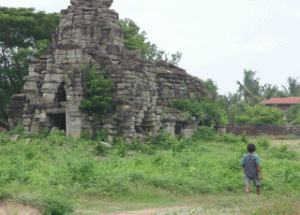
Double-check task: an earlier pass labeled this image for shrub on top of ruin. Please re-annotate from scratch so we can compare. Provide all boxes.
[79,65,115,123]
[172,97,224,127]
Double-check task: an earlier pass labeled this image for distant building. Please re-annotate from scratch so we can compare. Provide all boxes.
[261,97,300,111]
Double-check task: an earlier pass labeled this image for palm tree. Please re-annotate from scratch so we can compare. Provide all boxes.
[261,84,280,99]
[281,77,300,97]
[237,69,262,105]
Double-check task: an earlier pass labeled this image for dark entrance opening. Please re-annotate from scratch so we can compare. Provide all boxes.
[175,122,182,136]
[47,113,66,131]
[55,82,66,102]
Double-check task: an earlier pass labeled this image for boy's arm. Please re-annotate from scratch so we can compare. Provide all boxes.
[241,156,245,168]
[257,164,263,180]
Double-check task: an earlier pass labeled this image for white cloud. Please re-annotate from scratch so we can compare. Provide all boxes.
[245,36,282,53]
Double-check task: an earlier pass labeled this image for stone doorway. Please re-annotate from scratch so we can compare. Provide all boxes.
[47,113,66,131]
[175,122,182,136]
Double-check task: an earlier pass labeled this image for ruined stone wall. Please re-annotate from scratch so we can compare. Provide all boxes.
[224,124,300,136]
[7,0,211,141]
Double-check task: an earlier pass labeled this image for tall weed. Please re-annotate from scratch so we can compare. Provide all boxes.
[270,145,299,160]
[218,132,240,143]
[255,135,271,149]
[191,127,217,141]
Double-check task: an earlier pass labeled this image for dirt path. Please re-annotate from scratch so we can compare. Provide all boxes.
[78,205,191,215]
[0,203,41,215]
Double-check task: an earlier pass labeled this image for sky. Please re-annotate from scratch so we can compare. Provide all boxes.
[1,0,300,95]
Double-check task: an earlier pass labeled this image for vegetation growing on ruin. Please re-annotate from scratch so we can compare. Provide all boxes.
[79,65,115,123]
[172,97,227,127]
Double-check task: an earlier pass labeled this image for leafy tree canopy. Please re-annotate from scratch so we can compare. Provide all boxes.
[0,7,60,120]
[119,18,182,65]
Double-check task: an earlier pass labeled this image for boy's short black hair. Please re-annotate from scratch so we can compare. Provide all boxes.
[247,143,256,152]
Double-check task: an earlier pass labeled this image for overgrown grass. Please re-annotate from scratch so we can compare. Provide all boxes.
[0,127,299,214]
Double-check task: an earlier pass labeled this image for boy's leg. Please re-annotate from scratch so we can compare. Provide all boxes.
[253,176,261,195]
[245,176,251,199]
[256,186,261,195]
[245,185,251,198]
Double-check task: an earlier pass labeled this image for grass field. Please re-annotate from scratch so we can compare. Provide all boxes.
[0,127,299,215]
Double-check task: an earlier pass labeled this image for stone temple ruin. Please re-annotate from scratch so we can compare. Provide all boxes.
[6,0,212,141]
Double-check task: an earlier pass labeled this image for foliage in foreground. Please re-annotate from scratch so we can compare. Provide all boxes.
[0,127,299,214]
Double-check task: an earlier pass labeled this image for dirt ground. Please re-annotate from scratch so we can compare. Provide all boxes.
[76,205,191,215]
[0,203,41,215]
[0,203,191,215]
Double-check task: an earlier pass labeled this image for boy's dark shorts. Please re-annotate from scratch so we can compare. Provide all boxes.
[245,175,261,187]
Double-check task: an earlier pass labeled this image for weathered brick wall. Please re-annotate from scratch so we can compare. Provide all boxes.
[223,124,300,136]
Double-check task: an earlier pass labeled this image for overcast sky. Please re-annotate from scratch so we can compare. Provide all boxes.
[1,0,300,95]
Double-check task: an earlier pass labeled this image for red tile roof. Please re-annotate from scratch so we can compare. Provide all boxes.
[261,97,300,105]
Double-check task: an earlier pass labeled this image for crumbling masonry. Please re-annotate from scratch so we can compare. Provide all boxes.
[6,0,212,141]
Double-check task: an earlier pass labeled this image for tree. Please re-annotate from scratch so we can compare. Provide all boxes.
[0,7,60,120]
[286,103,300,124]
[281,76,300,97]
[218,92,245,124]
[237,69,262,106]
[119,18,182,65]
[235,105,285,125]
[261,84,283,100]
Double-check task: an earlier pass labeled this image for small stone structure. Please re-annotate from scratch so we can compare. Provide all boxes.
[7,0,211,141]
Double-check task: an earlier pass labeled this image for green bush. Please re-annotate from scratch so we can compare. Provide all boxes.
[287,104,300,123]
[291,115,300,125]
[235,105,285,125]
[241,131,248,143]
[42,194,74,215]
[46,130,71,146]
[256,136,270,149]
[79,65,115,123]
[9,122,24,135]
[270,145,299,160]
[191,127,217,141]
[218,132,240,143]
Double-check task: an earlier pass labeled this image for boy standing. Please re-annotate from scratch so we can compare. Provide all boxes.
[241,143,263,199]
